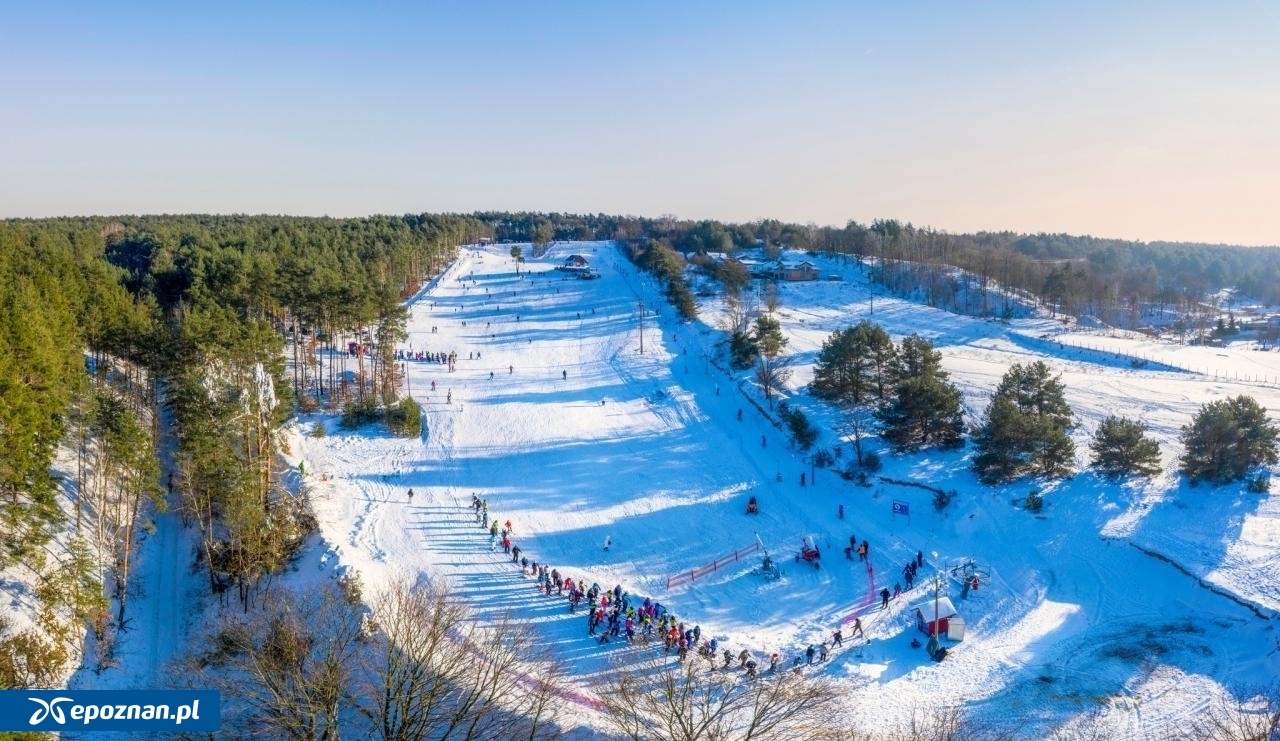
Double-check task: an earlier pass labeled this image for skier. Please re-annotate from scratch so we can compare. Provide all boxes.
[407,488,414,501]
[805,644,816,664]
[562,369,567,380]
[880,587,891,609]
[603,535,612,552]
[832,628,843,647]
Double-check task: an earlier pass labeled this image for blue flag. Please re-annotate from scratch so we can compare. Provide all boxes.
[892,500,909,516]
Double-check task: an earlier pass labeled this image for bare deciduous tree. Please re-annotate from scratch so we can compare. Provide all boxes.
[1188,688,1280,741]
[364,576,566,741]
[188,581,365,740]
[598,653,847,741]
[720,292,758,337]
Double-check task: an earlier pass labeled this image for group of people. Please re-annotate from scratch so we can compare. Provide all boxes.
[396,348,457,366]
[844,535,871,562]
[468,494,885,682]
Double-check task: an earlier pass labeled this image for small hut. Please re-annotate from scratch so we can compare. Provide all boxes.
[914,596,958,637]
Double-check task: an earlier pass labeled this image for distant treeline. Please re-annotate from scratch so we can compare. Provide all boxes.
[482,210,1280,317]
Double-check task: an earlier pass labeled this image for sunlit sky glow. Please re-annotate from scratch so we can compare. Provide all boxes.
[3,1,1277,245]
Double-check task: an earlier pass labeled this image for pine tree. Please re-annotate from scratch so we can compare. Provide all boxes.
[1090,416,1162,477]
[810,321,895,406]
[1180,395,1279,484]
[728,329,757,369]
[878,335,965,452]
[971,361,1075,484]
[752,315,790,406]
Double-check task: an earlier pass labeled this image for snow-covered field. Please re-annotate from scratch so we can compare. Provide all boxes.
[74,240,1280,738]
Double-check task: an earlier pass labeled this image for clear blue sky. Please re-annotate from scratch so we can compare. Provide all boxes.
[3,1,1277,245]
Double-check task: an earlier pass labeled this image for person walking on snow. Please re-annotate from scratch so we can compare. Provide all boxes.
[851,617,865,639]
[880,588,891,609]
[407,488,414,501]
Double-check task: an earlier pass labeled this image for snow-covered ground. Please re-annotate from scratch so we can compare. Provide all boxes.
[75,240,1280,738]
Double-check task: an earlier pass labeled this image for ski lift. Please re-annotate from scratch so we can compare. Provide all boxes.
[755,532,781,579]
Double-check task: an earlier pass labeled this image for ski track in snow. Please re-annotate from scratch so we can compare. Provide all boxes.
[278,242,1280,739]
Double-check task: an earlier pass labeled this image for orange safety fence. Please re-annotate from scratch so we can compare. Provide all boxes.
[666,541,761,590]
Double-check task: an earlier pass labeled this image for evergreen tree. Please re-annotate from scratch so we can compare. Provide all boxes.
[666,279,698,321]
[971,361,1075,483]
[1090,416,1162,478]
[752,315,790,406]
[810,320,895,406]
[1180,395,1279,484]
[728,329,757,370]
[810,327,860,402]
[878,335,965,452]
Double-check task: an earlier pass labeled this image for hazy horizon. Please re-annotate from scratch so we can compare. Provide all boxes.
[3,1,1277,246]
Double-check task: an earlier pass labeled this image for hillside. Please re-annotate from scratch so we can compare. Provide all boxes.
[259,241,1280,738]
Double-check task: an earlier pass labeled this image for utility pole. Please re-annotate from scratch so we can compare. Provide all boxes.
[927,552,941,659]
[639,300,645,354]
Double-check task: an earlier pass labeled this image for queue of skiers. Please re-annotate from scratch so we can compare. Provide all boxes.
[463,497,909,679]
[466,493,777,674]
[396,348,456,365]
